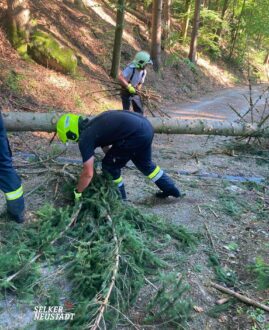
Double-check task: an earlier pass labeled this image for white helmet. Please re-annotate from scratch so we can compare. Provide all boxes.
[133,51,153,69]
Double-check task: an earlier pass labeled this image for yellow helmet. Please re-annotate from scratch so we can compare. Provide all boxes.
[56,114,81,143]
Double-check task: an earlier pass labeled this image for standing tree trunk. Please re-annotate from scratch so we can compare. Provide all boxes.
[229,0,246,59]
[162,0,171,43]
[7,0,31,54]
[150,0,163,71]
[182,0,191,43]
[110,0,125,79]
[215,0,229,42]
[188,0,202,63]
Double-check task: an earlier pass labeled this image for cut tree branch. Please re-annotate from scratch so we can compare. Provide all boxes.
[3,203,82,285]
[210,282,269,313]
[90,214,120,330]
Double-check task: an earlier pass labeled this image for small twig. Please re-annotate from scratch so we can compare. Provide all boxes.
[24,178,55,197]
[197,205,202,214]
[107,304,140,330]
[228,104,246,122]
[144,277,158,290]
[204,223,217,254]
[209,207,219,218]
[210,282,269,313]
[258,112,269,127]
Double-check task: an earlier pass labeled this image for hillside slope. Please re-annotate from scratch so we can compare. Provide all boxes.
[0,0,240,116]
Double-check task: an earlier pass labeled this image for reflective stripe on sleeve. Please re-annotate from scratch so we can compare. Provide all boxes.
[148,166,164,182]
[113,176,123,187]
[5,185,23,201]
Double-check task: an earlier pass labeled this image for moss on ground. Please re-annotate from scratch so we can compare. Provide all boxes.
[28,30,77,74]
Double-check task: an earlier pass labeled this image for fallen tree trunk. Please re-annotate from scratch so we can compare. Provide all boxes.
[2,112,269,137]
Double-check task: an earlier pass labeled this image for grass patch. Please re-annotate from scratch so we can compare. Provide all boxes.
[249,257,269,290]
[4,70,24,94]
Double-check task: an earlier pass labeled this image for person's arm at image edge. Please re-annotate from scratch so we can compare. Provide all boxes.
[76,156,94,193]
[118,72,129,89]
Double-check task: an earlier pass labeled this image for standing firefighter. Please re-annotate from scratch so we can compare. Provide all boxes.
[56,111,182,200]
[0,111,25,223]
[118,51,153,115]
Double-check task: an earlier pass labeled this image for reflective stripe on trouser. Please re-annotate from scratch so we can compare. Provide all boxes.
[0,112,25,217]
[148,166,179,197]
[113,176,123,187]
[147,166,164,182]
[113,176,126,200]
[5,185,23,201]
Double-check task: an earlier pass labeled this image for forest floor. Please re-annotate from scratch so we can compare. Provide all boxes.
[0,0,268,329]
[1,86,269,330]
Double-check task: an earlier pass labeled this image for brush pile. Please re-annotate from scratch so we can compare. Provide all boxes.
[0,170,197,329]
[88,76,169,118]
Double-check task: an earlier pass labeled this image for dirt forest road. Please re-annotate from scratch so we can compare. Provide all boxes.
[163,84,268,121]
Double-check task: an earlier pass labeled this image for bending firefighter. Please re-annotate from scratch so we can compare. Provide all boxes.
[118,51,153,115]
[0,111,25,223]
[56,111,182,200]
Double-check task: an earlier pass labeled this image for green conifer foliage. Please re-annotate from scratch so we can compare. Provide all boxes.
[0,173,197,328]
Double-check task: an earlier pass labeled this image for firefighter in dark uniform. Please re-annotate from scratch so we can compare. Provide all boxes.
[118,51,153,115]
[0,111,25,223]
[56,111,182,200]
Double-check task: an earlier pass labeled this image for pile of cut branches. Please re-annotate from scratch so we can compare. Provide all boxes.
[0,171,197,329]
[87,76,168,118]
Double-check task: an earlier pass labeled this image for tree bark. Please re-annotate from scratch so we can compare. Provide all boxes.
[215,0,229,42]
[7,0,31,49]
[150,0,163,71]
[188,0,202,63]
[110,0,125,79]
[182,0,191,43]
[162,0,171,42]
[2,112,269,138]
[229,0,246,59]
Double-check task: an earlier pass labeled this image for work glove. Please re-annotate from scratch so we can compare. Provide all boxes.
[74,189,82,202]
[127,84,136,94]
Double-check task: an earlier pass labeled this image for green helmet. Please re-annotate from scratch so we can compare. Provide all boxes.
[56,114,81,143]
[133,51,153,69]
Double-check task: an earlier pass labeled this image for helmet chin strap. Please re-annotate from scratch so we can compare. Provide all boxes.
[49,132,57,144]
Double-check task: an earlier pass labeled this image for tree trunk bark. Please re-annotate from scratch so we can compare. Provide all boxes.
[7,0,31,49]
[229,0,246,59]
[150,0,163,71]
[110,0,125,79]
[215,0,229,41]
[162,0,171,42]
[188,0,202,63]
[182,0,191,43]
[2,112,269,138]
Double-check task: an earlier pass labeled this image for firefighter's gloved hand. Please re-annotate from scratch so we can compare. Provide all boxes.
[74,189,82,201]
[127,84,136,94]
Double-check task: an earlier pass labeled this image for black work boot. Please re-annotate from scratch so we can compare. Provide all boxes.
[7,211,25,223]
[118,184,127,201]
[7,196,25,223]
[155,172,183,198]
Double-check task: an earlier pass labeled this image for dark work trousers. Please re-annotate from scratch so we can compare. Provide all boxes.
[101,120,179,198]
[0,113,24,218]
[121,90,144,115]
